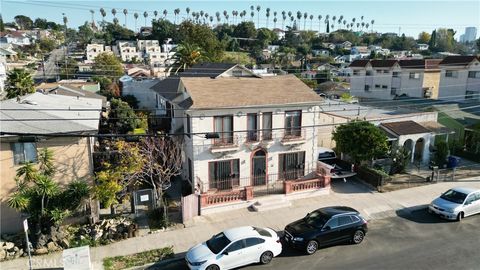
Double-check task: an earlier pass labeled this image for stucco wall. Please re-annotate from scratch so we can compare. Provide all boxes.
[423,70,441,99]
[438,62,480,100]
[0,137,94,233]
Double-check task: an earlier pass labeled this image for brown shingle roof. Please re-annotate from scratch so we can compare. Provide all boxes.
[180,74,323,109]
[439,56,479,67]
[425,59,442,70]
[380,121,430,136]
[398,59,425,69]
[349,60,370,68]
[370,60,398,68]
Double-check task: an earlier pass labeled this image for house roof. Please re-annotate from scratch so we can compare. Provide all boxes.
[151,77,182,100]
[370,60,398,68]
[425,59,442,70]
[180,74,323,109]
[439,56,479,67]
[0,92,102,136]
[349,60,370,67]
[398,59,425,69]
[42,85,107,105]
[380,120,431,136]
[180,62,237,77]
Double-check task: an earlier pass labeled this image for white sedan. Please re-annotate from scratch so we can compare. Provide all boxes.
[185,226,282,270]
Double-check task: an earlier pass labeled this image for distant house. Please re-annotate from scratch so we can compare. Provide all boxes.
[438,56,480,101]
[267,45,280,52]
[86,43,113,62]
[322,43,336,50]
[336,41,352,50]
[312,49,330,57]
[115,40,141,62]
[0,93,102,233]
[272,28,286,40]
[139,27,153,37]
[0,31,31,46]
[40,84,107,107]
[416,43,429,51]
[351,46,370,55]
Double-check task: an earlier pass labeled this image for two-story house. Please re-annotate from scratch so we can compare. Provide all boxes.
[349,59,441,100]
[152,65,327,211]
[86,43,113,62]
[438,56,480,101]
[0,93,102,233]
[115,40,141,62]
[0,31,31,46]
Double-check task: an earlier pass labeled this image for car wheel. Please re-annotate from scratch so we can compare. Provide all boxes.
[352,230,365,244]
[260,251,274,264]
[206,264,220,270]
[305,240,318,255]
[457,212,464,222]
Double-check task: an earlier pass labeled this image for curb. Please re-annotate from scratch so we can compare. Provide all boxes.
[124,254,184,270]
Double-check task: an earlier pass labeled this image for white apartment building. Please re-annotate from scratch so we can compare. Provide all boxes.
[85,43,112,62]
[115,40,141,62]
[349,59,437,100]
[152,64,325,209]
[438,56,480,101]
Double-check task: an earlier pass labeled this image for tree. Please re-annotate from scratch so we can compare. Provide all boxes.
[476,38,480,51]
[143,11,148,27]
[332,121,389,164]
[123,9,128,27]
[389,146,410,174]
[171,43,207,73]
[77,22,95,48]
[418,31,431,44]
[0,15,4,32]
[108,98,142,133]
[151,19,177,43]
[134,12,139,32]
[434,139,449,167]
[5,68,35,98]
[177,21,225,61]
[14,15,33,30]
[92,52,123,78]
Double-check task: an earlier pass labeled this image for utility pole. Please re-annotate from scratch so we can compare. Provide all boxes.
[41,54,46,82]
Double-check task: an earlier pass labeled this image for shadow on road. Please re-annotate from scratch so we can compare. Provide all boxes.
[330,177,374,194]
[396,205,452,224]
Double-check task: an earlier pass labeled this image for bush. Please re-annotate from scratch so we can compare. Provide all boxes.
[103,246,174,270]
[434,140,449,167]
[357,166,391,187]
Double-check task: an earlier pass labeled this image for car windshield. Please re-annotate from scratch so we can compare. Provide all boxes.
[206,232,231,254]
[304,211,330,227]
[440,189,468,204]
[253,227,272,237]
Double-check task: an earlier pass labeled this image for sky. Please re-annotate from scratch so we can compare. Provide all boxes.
[2,0,480,38]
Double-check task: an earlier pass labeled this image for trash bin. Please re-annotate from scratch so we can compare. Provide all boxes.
[447,156,460,168]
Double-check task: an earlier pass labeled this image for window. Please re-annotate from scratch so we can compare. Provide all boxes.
[350,215,361,223]
[364,85,371,92]
[245,238,265,247]
[338,216,353,226]
[247,113,259,142]
[279,151,305,180]
[466,91,478,99]
[366,70,373,76]
[391,88,398,96]
[214,115,234,145]
[12,143,37,165]
[383,70,389,74]
[253,227,272,237]
[353,70,360,76]
[225,240,245,253]
[375,84,381,89]
[445,70,458,78]
[382,85,388,89]
[232,70,243,77]
[185,114,191,138]
[325,217,338,229]
[262,112,272,140]
[468,71,480,78]
[284,110,302,137]
[409,72,420,79]
[208,159,240,190]
[376,69,382,74]
[392,71,400,77]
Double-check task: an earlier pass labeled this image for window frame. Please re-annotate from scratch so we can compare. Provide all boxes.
[279,151,306,180]
[409,72,420,79]
[284,110,302,138]
[208,159,240,190]
[468,71,479,78]
[12,142,37,165]
[246,113,259,142]
[213,115,234,145]
[364,85,371,92]
[185,114,191,138]
[445,70,458,78]
[262,112,272,141]
[245,237,265,248]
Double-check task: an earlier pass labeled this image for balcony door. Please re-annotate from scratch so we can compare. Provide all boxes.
[251,149,267,186]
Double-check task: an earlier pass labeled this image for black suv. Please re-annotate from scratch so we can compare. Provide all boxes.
[284,206,368,255]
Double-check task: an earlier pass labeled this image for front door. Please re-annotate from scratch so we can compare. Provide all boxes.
[252,149,267,186]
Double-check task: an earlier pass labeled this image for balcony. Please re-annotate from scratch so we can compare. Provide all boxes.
[281,128,306,145]
[210,136,239,153]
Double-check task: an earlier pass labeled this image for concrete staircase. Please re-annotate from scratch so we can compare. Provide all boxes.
[250,194,292,212]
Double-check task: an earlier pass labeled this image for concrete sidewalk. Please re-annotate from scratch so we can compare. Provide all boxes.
[2,176,479,270]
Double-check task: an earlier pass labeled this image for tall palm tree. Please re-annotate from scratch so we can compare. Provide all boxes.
[290,16,294,28]
[113,17,119,25]
[371,19,375,32]
[100,8,106,25]
[250,5,255,22]
[216,13,221,24]
[250,11,255,22]
[317,15,322,32]
[186,7,190,19]
[223,10,228,24]
[303,12,308,30]
[153,10,158,20]
[296,11,302,24]
[111,8,117,19]
[239,11,244,22]
[361,22,365,31]
[174,8,180,24]
[123,9,128,27]
[282,14,287,30]
[89,10,95,26]
[205,12,209,24]
[134,12,139,32]
[209,16,214,26]
[309,14,313,30]
[332,15,336,29]
[232,10,236,24]
[356,22,360,30]
[256,5,261,27]
[343,20,347,29]
[143,11,148,26]
[365,23,370,32]
[273,17,278,29]
[266,8,271,28]
[352,17,356,30]
[163,9,168,19]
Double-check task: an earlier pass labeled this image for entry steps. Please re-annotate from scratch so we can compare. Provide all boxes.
[250,194,292,212]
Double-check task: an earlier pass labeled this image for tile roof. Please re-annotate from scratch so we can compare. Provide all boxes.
[380,120,431,136]
[424,59,442,70]
[439,56,479,66]
[180,74,323,109]
[370,60,398,68]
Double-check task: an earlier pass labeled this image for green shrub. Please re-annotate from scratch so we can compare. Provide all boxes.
[103,246,174,270]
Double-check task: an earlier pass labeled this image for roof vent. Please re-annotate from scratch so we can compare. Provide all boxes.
[21,100,38,105]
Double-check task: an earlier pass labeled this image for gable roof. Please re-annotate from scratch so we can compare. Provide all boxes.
[1,92,102,136]
[349,60,370,68]
[180,74,323,109]
[180,62,237,77]
[43,85,107,105]
[380,120,430,136]
[398,59,425,69]
[439,56,479,67]
[370,60,398,68]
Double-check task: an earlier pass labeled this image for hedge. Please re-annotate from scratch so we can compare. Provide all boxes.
[357,166,391,187]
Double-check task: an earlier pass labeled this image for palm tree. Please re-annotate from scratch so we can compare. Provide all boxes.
[186,7,190,19]
[89,10,95,26]
[371,19,375,32]
[143,11,148,26]
[223,10,227,24]
[343,20,347,29]
[282,14,287,30]
[256,5,261,27]
[361,15,364,23]
[111,8,117,20]
[163,9,168,19]
[366,23,370,32]
[266,8,271,28]
[250,11,255,22]
[100,8,106,25]
[216,13,221,24]
[113,17,119,25]
[174,8,181,24]
[209,16,214,26]
[303,12,308,30]
[325,19,329,33]
[38,148,55,177]
[356,22,360,30]
[332,15,336,29]
[172,43,207,73]
[205,12,209,24]
[123,9,128,27]
[239,11,244,22]
[317,15,322,32]
[16,161,38,182]
[153,10,158,20]
[134,12,139,32]
[273,17,278,29]
[309,14,313,30]
[361,22,365,31]
[35,174,60,215]
[296,11,301,24]
[290,16,294,28]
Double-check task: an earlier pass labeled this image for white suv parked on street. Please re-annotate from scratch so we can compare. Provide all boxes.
[185,226,282,270]
[429,187,480,221]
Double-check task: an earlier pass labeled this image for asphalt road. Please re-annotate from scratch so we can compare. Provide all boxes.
[35,47,65,80]
[154,209,480,270]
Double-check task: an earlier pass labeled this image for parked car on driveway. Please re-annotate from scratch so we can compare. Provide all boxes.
[185,226,282,270]
[429,187,480,221]
[284,206,368,255]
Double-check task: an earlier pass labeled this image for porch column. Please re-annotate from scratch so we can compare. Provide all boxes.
[410,141,416,163]
[422,137,431,164]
